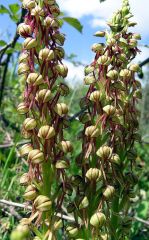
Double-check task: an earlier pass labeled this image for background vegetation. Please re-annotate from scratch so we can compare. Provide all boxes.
[0,1,149,239]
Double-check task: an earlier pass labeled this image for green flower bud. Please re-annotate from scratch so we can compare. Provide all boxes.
[133,33,141,40]
[31,6,44,16]
[28,149,44,164]
[97,55,110,65]
[50,5,60,17]
[18,63,30,75]
[91,43,104,52]
[21,128,32,139]
[23,118,37,131]
[39,48,55,61]
[19,143,33,157]
[54,219,63,230]
[85,125,100,138]
[55,64,68,77]
[53,32,65,46]
[23,37,37,50]
[110,154,120,165]
[38,125,55,139]
[84,76,96,85]
[17,23,32,37]
[34,195,52,212]
[120,69,131,78]
[59,83,69,96]
[23,185,37,200]
[27,72,43,86]
[94,31,105,37]
[54,46,65,59]
[96,145,112,159]
[84,65,94,75]
[128,22,137,27]
[86,168,102,182]
[33,237,41,240]
[79,196,89,209]
[107,38,116,45]
[107,70,118,79]
[79,112,91,124]
[35,89,52,103]
[44,16,60,28]
[54,103,68,116]
[129,38,137,47]
[22,0,36,9]
[103,185,115,199]
[19,52,29,63]
[90,90,101,102]
[55,160,69,169]
[17,102,29,114]
[103,105,116,115]
[66,226,79,237]
[59,140,73,153]
[90,212,106,227]
[20,173,30,186]
[129,64,140,72]
[134,89,142,99]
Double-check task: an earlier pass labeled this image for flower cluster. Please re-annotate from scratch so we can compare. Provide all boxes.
[11,0,73,239]
[69,0,141,239]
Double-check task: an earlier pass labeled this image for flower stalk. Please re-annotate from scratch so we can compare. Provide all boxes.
[11,0,73,239]
[69,0,142,239]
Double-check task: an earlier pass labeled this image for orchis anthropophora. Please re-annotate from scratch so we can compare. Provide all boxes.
[11,0,73,239]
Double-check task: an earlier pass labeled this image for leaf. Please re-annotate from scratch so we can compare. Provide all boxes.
[9,3,20,14]
[62,17,83,33]
[0,5,10,14]
[0,40,7,47]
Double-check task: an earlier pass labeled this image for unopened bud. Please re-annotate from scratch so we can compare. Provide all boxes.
[27,73,43,86]
[66,226,79,237]
[55,160,69,169]
[84,65,94,75]
[90,90,100,102]
[107,70,118,79]
[23,185,37,201]
[28,149,44,164]
[22,0,36,9]
[31,6,44,16]
[134,89,142,99]
[129,38,137,47]
[35,89,52,103]
[55,64,68,77]
[103,185,115,199]
[110,154,120,165]
[59,83,69,96]
[94,31,105,37]
[18,63,30,75]
[53,32,65,46]
[133,33,141,40]
[19,52,29,63]
[103,105,116,115]
[129,64,140,72]
[85,125,100,138]
[19,144,33,157]
[20,173,30,186]
[34,195,52,212]
[17,102,29,114]
[23,37,37,50]
[86,168,102,182]
[90,212,106,227]
[97,55,110,65]
[44,16,60,28]
[50,5,60,17]
[54,46,65,59]
[96,145,112,159]
[54,219,63,230]
[91,43,104,52]
[59,141,73,153]
[38,125,55,139]
[84,76,96,85]
[39,48,54,61]
[18,23,32,37]
[79,196,89,209]
[54,103,68,116]
[120,69,131,78]
[23,118,36,131]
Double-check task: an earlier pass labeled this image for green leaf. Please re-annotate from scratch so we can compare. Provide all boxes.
[9,3,20,14]
[0,40,7,47]
[0,5,10,14]
[62,17,83,33]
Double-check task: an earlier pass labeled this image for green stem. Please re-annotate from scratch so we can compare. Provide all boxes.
[111,196,119,240]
